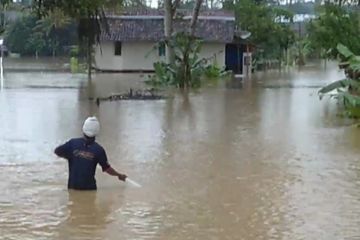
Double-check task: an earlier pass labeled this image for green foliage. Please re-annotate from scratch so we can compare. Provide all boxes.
[26,29,46,56]
[319,78,360,95]
[0,0,11,6]
[319,44,360,118]
[307,4,360,58]
[36,8,71,34]
[33,0,105,19]
[35,8,72,56]
[337,43,354,59]
[204,64,225,79]
[33,0,109,46]
[336,44,360,78]
[5,14,38,55]
[224,0,296,62]
[33,0,113,80]
[288,37,314,66]
[70,57,80,73]
[146,32,229,89]
[70,46,79,57]
[145,62,176,88]
[5,13,77,56]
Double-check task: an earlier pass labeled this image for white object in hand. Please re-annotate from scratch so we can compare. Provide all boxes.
[126,178,142,188]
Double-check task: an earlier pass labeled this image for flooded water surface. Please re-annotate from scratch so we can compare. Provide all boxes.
[1,62,360,240]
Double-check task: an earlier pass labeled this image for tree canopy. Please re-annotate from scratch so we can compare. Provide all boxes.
[307,3,360,57]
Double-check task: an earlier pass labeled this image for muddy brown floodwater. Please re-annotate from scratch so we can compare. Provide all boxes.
[1,62,360,240]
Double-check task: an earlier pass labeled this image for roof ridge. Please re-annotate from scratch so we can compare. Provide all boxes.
[106,15,235,21]
[105,8,235,18]
[101,14,235,43]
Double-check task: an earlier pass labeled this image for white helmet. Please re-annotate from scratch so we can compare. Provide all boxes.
[82,116,100,137]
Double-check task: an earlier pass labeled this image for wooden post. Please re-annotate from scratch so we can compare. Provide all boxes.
[237,44,240,74]
[246,43,249,77]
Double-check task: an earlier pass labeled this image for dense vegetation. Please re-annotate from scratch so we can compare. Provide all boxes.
[5,13,77,57]
[1,0,359,91]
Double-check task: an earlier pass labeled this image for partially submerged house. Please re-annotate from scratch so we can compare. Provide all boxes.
[94,9,250,74]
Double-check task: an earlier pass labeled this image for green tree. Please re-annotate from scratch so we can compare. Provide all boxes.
[5,13,77,57]
[164,0,181,64]
[35,8,71,57]
[33,0,110,81]
[307,4,360,58]
[149,0,228,89]
[223,0,295,64]
[5,15,37,55]
[319,44,360,118]
[26,29,46,58]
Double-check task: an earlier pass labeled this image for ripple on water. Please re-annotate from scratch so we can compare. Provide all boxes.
[1,66,360,240]
[116,202,165,238]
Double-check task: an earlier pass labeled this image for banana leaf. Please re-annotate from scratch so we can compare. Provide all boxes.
[337,43,354,59]
[336,44,360,73]
[338,91,360,107]
[349,57,360,72]
[318,79,360,94]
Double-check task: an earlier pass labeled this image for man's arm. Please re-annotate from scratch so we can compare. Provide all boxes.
[54,140,72,159]
[105,167,127,181]
[98,149,127,182]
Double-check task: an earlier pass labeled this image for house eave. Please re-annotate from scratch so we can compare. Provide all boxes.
[101,9,236,43]
[106,15,236,21]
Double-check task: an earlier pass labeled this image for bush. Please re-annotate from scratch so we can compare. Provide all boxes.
[146,32,229,89]
[5,15,38,55]
[5,13,78,57]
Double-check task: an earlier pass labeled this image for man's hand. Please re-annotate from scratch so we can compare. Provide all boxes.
[105,167,127,182]
[118,174,127,181]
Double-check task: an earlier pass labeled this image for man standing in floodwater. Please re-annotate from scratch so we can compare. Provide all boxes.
[54,116,127,190]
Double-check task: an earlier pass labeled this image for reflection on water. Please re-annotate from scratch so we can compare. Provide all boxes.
[1,62,360,240]
[55,191,119,240]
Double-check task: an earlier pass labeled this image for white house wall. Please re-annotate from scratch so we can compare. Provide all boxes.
[197,43,225,67]
[94,41,162,71]
[94,41,225,71]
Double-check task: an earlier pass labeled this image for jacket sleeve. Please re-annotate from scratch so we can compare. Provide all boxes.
[54,140,72,160]
[98,148,111,172]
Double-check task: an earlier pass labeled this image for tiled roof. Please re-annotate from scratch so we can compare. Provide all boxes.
[101,9,235,43]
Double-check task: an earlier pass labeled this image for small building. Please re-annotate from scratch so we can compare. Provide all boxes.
[94,9,248,74]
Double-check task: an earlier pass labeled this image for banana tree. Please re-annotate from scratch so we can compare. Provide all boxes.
[319,43,360,117]
[36,8,71,57]
[145,32,229,89]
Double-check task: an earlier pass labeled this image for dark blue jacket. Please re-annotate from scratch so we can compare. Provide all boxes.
[54,138,111,190]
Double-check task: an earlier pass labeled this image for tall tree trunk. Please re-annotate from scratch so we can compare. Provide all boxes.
[189,0,203,36]
[2,5,5,29]
[52,38,58,57]
[1,3,8,29]
[180,0,203,89]
[164,0,175,64]
[87,37,92,82]
[164,0,181,64]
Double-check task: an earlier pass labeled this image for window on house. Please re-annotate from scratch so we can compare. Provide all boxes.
[114,41,122,56]
[158,43,166,57]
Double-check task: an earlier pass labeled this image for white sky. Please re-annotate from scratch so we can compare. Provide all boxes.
[149,0,159,8]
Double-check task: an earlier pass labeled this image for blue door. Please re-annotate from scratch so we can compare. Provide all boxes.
[225,44,242,74]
